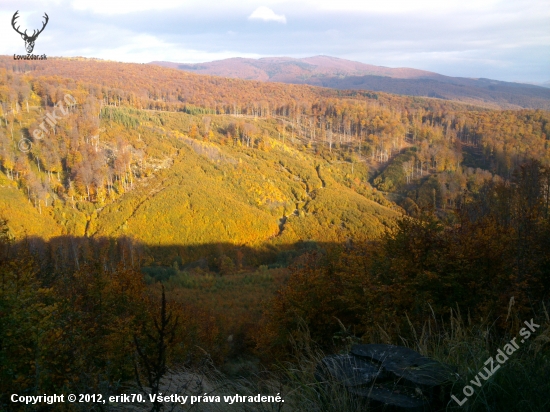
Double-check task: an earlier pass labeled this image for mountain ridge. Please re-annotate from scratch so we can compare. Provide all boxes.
[150,55,550,110]
[151,55,443,81]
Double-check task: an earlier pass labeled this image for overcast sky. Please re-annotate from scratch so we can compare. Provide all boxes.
[1,0,548,83]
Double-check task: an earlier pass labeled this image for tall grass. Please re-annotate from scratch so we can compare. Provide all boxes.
[113,303,550,412]
[419,303,550,411]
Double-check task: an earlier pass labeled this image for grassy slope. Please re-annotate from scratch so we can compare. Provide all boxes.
[0,176,66,239]
[0,100,399,263]
[86,116,398,264]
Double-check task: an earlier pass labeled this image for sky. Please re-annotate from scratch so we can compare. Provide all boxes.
[0,0,549,83]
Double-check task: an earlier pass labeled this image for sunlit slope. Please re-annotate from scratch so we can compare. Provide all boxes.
[89,148,279,246]
[0,183,65,239]
[0,97,398,255]
[281,187,398,242]
[89,133,398,248]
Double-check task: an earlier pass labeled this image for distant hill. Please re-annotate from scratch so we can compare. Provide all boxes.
[152,56,439,81]
[151,56,550,110]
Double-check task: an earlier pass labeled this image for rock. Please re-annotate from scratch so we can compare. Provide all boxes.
[351,344,453,388]
[315,344,456,411]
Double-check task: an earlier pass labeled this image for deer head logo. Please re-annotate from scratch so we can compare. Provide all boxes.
[11,11,49,54]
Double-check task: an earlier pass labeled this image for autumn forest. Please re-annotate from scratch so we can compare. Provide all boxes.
[0,56,549,411]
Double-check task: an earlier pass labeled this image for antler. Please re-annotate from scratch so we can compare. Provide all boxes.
[32,13,49,39]
[11,11,49,40]
[11,11,26,37]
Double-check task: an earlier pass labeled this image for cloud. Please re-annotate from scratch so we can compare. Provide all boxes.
[248,6,286,24]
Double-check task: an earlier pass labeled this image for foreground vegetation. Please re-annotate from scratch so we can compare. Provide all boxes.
[114,308,549,412]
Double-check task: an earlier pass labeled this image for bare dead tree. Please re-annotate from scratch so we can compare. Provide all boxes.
[133,286,179,412]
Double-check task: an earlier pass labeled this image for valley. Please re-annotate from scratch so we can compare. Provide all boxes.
[0,55,549,411]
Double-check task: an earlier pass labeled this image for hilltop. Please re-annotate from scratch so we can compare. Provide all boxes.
[151,55,550,110]
[152,55,438,81]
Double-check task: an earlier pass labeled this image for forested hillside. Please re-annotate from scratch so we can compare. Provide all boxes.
[1,56,549,411]
[1,57,548,247]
